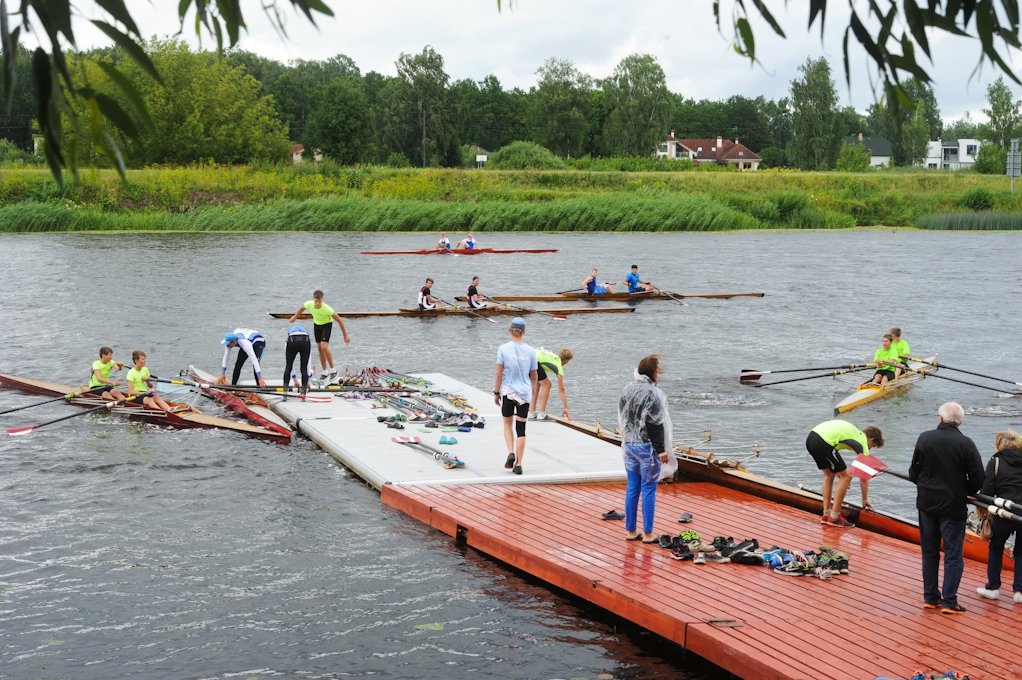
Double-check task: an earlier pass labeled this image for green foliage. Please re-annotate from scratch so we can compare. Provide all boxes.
[958,187,996,210]
[528,58,593,158]
[487,141,565,169]
[767,190,810,220]
[917,212,1022,230]
[835,144,872,172]
[0,139,42,166]
[757,146,785,168]
[789,58,842,170]
[974,144,1006,174]
[304,77,374,164]
[601,54,672,157]
[566,156,692,172]
[980,77,1022,148]
[384,152,411,168]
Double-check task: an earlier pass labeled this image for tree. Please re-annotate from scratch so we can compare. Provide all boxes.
[835,143,871,171]
[721,96,771,153]
[304,77,374,164]
[528,58,592,158]
[942,113,980,140]
[391,46,458,167]
[264,56,361,143]
[600,54,672,156]
[788,58,842,170]
[0,43,37,151]
[980,77,1022,148]
[865,78,939,166]
[973,143,1006,174]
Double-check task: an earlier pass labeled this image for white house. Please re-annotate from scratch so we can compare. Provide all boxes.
[655,131,761,170]
[922,139,981,170]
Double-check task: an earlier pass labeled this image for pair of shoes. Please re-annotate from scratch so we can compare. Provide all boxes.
[424,420,439,428]
[505,453,516,469]
[711,536,734,551]
[677,511,693,523]
[527,412,537,420]
[626,533,643,541]
[976,587,1000,600]
[601,509,625,521]
[386,422,404,429]
[922,601,941,609]
[814,566,834,580]
[657,534,675,548]
[512,465,522,475]
[1015,591,1022,603]
[941,603,967,615]
[721,538,759,557]
[692,552,707,564]
[438,436,457,445]
[702,552,729,563]
[822,514,855,528]
[535,412,549,420]
[642,534,660,544]
[670,543,693,560]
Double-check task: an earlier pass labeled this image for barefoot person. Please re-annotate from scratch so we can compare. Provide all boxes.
[529,347,573,421]
[288,290,351,381]
[867,333,902,385]
[88,346,127,401]
[455,232,477,250]
[219,328,268,388]
[125,350,172,412]
[622,264,655,293]
[493,317,538,475]
[467,275,498,309]
[806,419,884,528]
[436,232,452,251]
[582,268,614,295]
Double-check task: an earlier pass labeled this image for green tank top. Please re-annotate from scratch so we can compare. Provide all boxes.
[89,358,117,387]
[812,419,870,455]
[536,348,563,376]
[304,300,335,325]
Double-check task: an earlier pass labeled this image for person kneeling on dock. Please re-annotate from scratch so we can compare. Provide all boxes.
[582,268,614,295]
[806,419,884,527]
[494,317,538,475]
[126,350,172,412]
[530,347,573,421]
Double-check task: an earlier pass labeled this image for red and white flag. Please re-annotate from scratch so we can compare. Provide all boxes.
[848,453,888,480]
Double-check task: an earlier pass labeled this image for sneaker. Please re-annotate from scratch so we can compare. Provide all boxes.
[711,536,734,551]
[941,603,967,615]
[505,453,516,469]
[814,567,834,580]
[670,544,693,561]
[536,412,550,420]
[820,515,831,525]
[773,562,804,576]
[824,515,854,528]
[527,412,537,420]
[692,552,706,564]
[923,601,941,609]
[703,552,730,563]
[1014,592,1022,603]
[976,587,1000,600]
[512,465,522,475]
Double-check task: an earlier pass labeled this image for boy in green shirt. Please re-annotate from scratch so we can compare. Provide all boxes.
[88,346,127,401]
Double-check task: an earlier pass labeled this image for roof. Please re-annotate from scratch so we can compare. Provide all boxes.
[667,135,761,162]
[844,135,893,157]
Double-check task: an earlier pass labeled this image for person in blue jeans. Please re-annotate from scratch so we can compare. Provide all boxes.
[976,430,1022,603]
[909,402,985,614]
[618,355,672,544]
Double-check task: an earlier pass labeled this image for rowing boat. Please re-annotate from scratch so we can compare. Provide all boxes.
[188,366,292,438]
[360,248,558,255]
[833,355,937,415]
[0,374,291,443]
[269,306,635,319]
[454,291,765,302]
[554,417,1011,568]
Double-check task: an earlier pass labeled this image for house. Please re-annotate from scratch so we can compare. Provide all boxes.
[655,131,761,170]
[921,139,981,170]
[290,143,323,164]
[845,133,892,168]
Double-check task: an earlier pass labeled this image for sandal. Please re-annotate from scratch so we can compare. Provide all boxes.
[601,510,625,521]
[626,533,643,541]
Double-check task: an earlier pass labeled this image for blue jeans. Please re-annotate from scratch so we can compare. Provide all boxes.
[985,516,1022,593]
[624,442,661,535]
[918,511,966,607]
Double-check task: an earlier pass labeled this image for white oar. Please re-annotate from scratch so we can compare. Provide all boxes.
[6,396,136,436]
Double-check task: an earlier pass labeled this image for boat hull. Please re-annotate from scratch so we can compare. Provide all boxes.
[270,306,635,319]
[0,374,290,443]
[455,291,765,302]
[833,355,936,414]
[360,248,558,255]
[189,366,292,438]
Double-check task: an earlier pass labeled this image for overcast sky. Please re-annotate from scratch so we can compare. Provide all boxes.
[70,1,1022,125]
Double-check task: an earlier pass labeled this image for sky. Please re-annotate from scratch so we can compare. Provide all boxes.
[67,1,1022,125]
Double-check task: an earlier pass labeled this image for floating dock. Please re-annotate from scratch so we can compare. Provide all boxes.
[268,374,1022,680]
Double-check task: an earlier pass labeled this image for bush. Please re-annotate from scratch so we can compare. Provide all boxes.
[835,144,872,172]
[487,141,565,170]
[768,190,810,220]
[0,138,43,166]
[973,144,1005,175]
[384,152,411,168]
[958,187,995,210]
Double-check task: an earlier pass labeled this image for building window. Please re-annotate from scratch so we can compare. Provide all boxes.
[928,163,937,168]
[966,144,977,156]
[659,143,667,153]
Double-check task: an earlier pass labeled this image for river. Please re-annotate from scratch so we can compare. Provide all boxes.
[1,230,1020,679]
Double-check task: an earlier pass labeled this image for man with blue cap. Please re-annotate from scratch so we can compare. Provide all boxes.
[218,328,267,388]
[493,316,538,475]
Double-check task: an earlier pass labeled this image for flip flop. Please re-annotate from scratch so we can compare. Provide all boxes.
[677,512,694,523]
[601,510,625,521]
[625,533,643,541]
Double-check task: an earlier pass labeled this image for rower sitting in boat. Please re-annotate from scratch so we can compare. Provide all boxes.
[436,232,452,251]
[219,328,268,388]
[867,333,904,385]
[88,346,127,401]
[125,349,173,412]
[467,275,498,309]
[890,327,910,377]
[455,232,477,250]
[622,264,655,293]
[582,268,615,295]
[419,278,443,310]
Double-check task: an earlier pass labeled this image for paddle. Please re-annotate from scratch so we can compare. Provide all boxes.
[740,363,874,382]
[0,385,109,416]
[6,395,136,436]
[902,355,1022,390]
[435,297,497,323]
[555,287,586,295]
[750,365,875,387]
[896,364,1021,396]
[152,377,353,402]
[499,302,566,320]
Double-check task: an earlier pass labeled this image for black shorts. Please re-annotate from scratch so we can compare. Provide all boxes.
[501,396,530,419]
[873,369,895,381]
[314,323,332,343]
[536,366,548,382]
[806,431,847,472]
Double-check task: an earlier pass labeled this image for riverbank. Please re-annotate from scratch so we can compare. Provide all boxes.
[1,165,1020,231]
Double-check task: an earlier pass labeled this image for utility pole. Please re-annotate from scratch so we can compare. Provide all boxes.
[1008,139,1020,192]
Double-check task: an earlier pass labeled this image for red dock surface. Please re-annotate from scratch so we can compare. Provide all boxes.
[382,478,1022,680]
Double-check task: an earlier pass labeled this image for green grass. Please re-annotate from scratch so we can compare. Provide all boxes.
[916,212,1022,230]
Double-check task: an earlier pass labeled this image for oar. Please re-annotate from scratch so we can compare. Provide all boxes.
[6,395,136,436]
[0,385,108,416]
[876,466,1022,525]
[498,302,566,320]
[650,287,688,307]
[740,363,874,382]
[392,435,465,468]
[555,287,586,295]
[435,297,497,323]
[152,377,399,400]
[897,364,1021,395]
[902,355,1022,390]
[750,365,875,387]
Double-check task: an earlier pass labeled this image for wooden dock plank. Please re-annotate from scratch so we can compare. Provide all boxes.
[384,479,1022,680]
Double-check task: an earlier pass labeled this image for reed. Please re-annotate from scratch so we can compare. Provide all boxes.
[916,212,1022,230]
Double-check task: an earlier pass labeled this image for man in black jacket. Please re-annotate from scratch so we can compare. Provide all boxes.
[909,402,985,614]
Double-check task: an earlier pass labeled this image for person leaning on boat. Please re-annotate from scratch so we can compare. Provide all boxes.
[806,419,884,527]
[219,328,267,388]
[619,355,672,543]
[976,430,1022,604]
[868,333,903,385]
[909,401,985,614]
[582,268,614,295]
[125,349,172,412]
[889,327,910,377]
[88,346,127,401]
[622,265,655,293]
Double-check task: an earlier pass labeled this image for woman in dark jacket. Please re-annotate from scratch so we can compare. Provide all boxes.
[976,430,1022,603]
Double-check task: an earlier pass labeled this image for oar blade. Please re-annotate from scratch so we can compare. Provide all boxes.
[298,394,331,403]
[739,370,763,382]
[6,424,38,436]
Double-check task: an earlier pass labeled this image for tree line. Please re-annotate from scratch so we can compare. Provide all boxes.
[2,41,1020,172]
